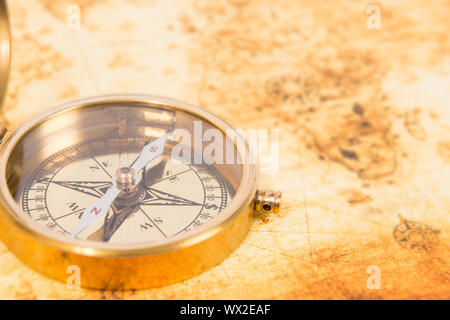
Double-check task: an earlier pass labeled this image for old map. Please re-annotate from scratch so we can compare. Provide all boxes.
[0,0,449,299]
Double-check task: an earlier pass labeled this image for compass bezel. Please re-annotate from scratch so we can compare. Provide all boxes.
[0,95,257,257]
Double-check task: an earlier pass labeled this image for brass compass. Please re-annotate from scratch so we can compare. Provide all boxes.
[0,1,281,289]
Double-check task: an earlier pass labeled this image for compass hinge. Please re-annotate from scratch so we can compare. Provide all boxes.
[253,190,282,215]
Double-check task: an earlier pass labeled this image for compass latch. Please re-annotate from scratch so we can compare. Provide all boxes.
[254,190,281,215]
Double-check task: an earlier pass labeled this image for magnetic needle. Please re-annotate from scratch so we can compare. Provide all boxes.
[0,1,281,289]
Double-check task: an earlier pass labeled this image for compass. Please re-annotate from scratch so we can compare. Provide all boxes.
[0,2,281,289]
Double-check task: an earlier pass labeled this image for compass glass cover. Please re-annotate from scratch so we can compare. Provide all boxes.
[3,102,246,246]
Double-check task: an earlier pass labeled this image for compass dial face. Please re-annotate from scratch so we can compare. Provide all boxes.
[3,101,247,248]
[18,137,229,244]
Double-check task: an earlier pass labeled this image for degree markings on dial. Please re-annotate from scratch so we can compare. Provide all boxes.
[47,159,60,166]
[60,152,73,162]
[22,142,100,231]
[38,169,56,177]
[56,152,73,165]
[176,164,228,235]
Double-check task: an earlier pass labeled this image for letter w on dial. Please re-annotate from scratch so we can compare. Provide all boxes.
[70,134,169,238]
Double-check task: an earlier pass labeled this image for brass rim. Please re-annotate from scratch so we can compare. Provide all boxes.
[0,94,258,258]
[0,0,10,110]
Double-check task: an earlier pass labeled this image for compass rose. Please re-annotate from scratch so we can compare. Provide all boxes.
[51,180,112,198]
[49,170,203,241]
[140,187,201,207]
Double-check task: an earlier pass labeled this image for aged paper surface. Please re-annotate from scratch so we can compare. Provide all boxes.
[0,0,449,299]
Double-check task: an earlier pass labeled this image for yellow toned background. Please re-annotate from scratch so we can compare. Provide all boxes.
[0,0,449,299]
